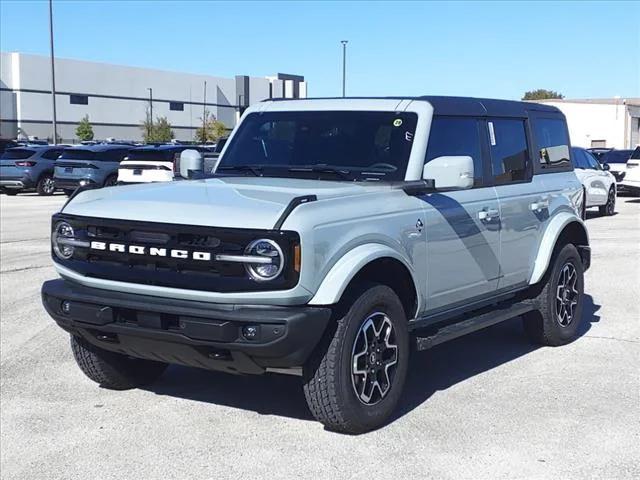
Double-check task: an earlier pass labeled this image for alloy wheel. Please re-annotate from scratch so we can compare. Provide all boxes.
[606,189,615,215]
[43,177,55,194]
[351,312,398,405]
[555,263,579,327]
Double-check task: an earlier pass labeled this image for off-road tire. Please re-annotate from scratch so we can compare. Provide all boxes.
[36,174,55,196]
[599,186,615,216]
[70,335,167,390]
[303,284,409,434]
[523,243,584,346]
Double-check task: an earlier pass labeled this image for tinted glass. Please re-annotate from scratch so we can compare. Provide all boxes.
[1,149,36,160]
[128,149,182,161]
[571,148,588,169]
[583,150,601,169]
[42,149,63,160]
[631,147,640,160]
[425,117,484,186]
[219,111,418,181]
[215,137,227,153]
[533,118,571,170]
[60,149,128,162]
[489,119,529,184]
[601,150,633,164]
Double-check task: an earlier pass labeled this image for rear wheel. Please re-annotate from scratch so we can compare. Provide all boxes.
[303,284,409,434]
[599,186,615,216]
[523,243,585,346]
[36,174,56,196]
[70,335,167,390]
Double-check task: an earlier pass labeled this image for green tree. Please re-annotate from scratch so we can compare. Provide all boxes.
[194,110,227,143]
[141,113,174,143]
[522,89,564,101]
[75,115,94,141]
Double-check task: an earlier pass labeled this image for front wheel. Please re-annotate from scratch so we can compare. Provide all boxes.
[70,335,167,390]
[599,186,615,216]
[36,174,56,196]
[523,243,585,346]
[303,284,409,434]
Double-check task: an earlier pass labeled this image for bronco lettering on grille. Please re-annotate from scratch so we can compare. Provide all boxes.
[90,241,212,261]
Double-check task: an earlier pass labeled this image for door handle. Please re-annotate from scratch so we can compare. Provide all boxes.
[530,199,549,212]
[478,208,499,221]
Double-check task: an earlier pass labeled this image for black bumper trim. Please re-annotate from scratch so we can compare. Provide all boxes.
[42,279,331,374]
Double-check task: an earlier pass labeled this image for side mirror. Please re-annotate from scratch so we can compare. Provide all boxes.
[423,155,474,190]
[602,163,610,171]
[179,149,204,179]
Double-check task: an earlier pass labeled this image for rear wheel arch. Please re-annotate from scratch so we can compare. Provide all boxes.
[530,216,589,286]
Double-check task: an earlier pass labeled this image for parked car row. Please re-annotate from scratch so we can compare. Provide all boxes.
[0,139,227,196]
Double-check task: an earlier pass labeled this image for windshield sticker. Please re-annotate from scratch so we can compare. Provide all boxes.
[393,119,403,127]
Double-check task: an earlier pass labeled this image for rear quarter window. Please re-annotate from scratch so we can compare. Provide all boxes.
[1,149,36,160]
[532,118,572,171]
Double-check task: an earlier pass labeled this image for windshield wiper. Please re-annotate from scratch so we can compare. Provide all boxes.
[288,165,352,180]
[217,165,263,176]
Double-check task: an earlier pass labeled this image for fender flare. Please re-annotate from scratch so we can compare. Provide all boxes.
[308,243,420,308]
[529,212,589,285]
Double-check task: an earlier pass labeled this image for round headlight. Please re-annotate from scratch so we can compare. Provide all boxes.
[245,239,284,281]
[52,221,75,260]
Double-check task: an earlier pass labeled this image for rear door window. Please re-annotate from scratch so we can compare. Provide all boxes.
[532,118,571,171]
[488,119,530,185]
[425,117,485,187]
[42,149,64,160]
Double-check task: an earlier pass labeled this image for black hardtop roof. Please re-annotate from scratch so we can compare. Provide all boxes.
[7,144,59,152]
[267,95,562,117]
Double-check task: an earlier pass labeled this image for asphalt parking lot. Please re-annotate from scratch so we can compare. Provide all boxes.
[1,193,638,480]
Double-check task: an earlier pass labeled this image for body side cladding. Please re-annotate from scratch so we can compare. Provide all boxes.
[529,212,589,285]
[307,243,421,313]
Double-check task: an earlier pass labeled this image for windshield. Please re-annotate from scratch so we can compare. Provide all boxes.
[127,149,181,162]
[601,150,633,164]
[59,148,130,162]
[217,111,418,181]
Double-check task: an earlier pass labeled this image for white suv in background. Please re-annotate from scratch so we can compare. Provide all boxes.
[619,147,640,195]
[571,147,616,216]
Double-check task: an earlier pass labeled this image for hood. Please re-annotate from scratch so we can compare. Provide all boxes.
[62,177,384,230]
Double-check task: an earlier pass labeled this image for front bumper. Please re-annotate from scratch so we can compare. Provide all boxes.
[42,279,331,375]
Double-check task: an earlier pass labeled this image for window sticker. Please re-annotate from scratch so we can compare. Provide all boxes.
[488,121,496,146]
[393,118,403,127]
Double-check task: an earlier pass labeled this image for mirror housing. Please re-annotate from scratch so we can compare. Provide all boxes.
[179,149,204,179]
[602,162,610,171]
[423,155,474,190]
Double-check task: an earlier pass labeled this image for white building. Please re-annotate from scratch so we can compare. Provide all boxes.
[535,98,640,149]
[0,52,307,142]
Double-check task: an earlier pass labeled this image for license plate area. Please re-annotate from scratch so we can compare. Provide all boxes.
[133,169,142,175]
[65,167,73,173]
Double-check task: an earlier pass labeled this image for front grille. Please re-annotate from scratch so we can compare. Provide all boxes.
[53,214,300,292]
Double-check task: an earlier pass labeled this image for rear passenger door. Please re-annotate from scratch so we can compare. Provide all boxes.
[422,116,501,312]
[488,118,545,290]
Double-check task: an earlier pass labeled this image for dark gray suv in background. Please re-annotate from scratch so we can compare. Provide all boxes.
[54,144,131,195]
[0,145,65,195]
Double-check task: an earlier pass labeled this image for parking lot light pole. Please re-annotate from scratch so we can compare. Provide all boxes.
[147,88,153,138]
[48,0,58,144]
[341,40,348,97]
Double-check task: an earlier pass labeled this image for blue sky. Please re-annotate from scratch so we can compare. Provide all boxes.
[1,0,638,100]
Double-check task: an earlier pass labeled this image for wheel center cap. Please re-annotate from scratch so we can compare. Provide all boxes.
[369,352,377,364]
[562,289,569,302]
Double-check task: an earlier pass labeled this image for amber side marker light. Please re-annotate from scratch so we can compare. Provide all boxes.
[293,243,301,272]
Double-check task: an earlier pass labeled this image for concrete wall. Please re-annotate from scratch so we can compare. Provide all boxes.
[0,52,306,142]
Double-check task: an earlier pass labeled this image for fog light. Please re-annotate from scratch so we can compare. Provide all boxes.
[242,325,259,340]
[61,301,71,314]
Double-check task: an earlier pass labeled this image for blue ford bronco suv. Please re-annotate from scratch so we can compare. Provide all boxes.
[41,97,590,433]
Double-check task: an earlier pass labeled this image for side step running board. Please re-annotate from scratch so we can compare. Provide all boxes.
[415,301,534,351]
